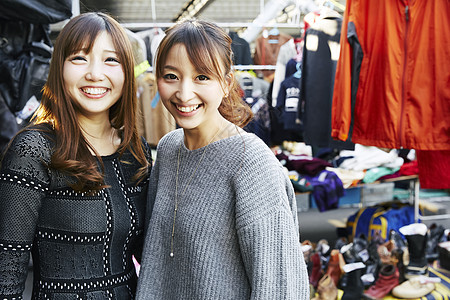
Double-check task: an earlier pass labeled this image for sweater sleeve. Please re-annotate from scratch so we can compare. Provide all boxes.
[233,137,309,300]
[0,129,51,299]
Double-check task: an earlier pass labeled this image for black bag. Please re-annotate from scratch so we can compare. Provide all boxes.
[0,41,51,114]
[0,0,72,24]
[0,22,52,119]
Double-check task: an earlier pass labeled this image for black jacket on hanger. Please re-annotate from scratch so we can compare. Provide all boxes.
[229,31,253,65]
[300,16,354,150]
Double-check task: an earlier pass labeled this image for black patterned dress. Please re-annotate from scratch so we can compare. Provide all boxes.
[0,127,151,299]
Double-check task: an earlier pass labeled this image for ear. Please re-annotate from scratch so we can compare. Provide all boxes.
[224,72,234,95]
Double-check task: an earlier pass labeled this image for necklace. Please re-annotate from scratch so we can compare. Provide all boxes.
[170,127,224,257]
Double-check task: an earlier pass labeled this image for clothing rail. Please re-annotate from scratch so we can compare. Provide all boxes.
[233,65,277,71]
[143,65,278,73]
[122,22,302,31]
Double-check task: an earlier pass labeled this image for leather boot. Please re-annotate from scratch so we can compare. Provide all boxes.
[391,248,406,283]
[312,274,338,300]
[400,223,429,278]
[341,263,365,300]
[310,252,323,288]
[364,264,399,299]
[377,240,395,265]
[426,223,445,262]
[326,249,345,287]
[361,239,381,286]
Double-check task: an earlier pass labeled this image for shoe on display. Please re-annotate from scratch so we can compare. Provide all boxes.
[363,264,399,299]
[312,274,338,300]
[438,241,450,271]
[377,240,395,265]
[341,262,365,300]
[392,276,438,298]
[310,252,323,288]
[326,249,345,287]
[361,239,381,286]
[399,223,429,279]
[391,248,406,283]
[389,229,407,250]
[341,237,369,264]
[426,223,445,262]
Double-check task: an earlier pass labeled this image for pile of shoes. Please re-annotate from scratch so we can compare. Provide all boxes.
[302,222,450,299]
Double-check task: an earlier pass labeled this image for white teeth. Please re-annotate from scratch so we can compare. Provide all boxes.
[82,87,107,95]
[176,104,200,113]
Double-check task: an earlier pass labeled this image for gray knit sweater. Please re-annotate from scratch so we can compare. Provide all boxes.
[136,129,309,299]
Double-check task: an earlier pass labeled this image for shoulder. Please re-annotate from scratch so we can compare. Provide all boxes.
[156,129,183,151]
[1,125,53,181]
[6,125,53,160]
[219,132,283,177]
[239,132,279,165]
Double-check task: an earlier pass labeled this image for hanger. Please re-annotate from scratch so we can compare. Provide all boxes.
[269,27,280,36]
[268,27,280,44]
[294,62,301,79]
[294,39,303,62]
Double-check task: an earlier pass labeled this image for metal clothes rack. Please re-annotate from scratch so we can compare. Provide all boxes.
[122,22,303,31]
[130,22,298,72]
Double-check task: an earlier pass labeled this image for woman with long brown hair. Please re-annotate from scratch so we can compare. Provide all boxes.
[136,19,309,299]
[0,12,151,299]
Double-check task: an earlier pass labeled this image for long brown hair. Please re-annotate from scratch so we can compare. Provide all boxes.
[155,19,253,127]
[32,12,149,192]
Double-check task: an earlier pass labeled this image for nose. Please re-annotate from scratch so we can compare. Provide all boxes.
[85,61,105,81]
[175,79,196,102]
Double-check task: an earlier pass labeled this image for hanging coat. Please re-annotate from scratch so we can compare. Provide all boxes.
[331,0,450,151]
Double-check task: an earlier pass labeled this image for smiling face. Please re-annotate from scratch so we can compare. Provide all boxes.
[157,43,231,134]
[63,31,125,119]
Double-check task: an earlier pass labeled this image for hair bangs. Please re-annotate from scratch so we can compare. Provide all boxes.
[63,16,106,58]
[184,36,219,79]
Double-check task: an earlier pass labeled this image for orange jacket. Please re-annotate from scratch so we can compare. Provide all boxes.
[331,0,450,150]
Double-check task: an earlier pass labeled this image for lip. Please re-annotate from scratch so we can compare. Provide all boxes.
[80,86,110,99]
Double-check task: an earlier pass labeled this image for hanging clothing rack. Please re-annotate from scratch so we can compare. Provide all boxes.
[144,64,278,73]
[121,22,302,31]
[233,65,277,70]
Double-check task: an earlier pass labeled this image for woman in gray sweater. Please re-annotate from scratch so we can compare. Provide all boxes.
[136,19,309,299]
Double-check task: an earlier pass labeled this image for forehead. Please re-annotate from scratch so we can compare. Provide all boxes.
[167,43,188,58]
[68,30,115,55]
[164,44,196,68]
[92,31,115,49]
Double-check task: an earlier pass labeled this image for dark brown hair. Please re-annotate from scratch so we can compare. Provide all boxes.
[32,12,149,192]
[155,19,253,127]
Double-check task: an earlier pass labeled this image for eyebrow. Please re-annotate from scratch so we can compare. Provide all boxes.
[163,65,179,72]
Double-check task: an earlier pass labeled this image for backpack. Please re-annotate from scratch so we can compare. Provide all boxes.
[347,202,420,242]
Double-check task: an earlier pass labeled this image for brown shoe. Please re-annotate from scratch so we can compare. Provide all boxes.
[313,274,338,300]
[377,240,395,265]
[392,276,435,298]
[310,252,323,288]
[326,249,345,286]
[364,264,399,299]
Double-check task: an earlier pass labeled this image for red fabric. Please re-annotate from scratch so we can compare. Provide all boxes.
[399,160,419,176]
[416,150,450,189]
[332,0,450,150]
